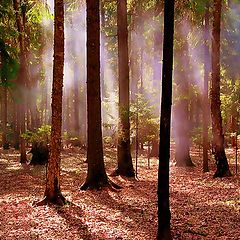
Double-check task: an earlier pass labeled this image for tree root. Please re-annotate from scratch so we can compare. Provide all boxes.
[33,194,68,207]
[80,177,122,191]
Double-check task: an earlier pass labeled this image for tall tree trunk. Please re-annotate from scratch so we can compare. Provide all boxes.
[211,0,232,178]
[81,0,119,190]
[42,0,66,205]
[153,1,162,92]
[13,0,27,163]
[203,4,210,172]
[100,0,106,99]
[157,0,175,239]
[114,0,135,177]
[174,39,194,167]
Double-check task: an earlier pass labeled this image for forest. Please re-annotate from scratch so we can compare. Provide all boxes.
[0,0,239,239]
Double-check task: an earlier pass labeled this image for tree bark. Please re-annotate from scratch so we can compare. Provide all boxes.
[80,0,119,190]
[73,63,80,136]
[203,4,210,172]
[114,0,135,177]
[157,0,174,239]
[13,0,27,163]
[1,86,9,149]
[43,0,66,205]
[174,30,194,167]
[211,0,232,178]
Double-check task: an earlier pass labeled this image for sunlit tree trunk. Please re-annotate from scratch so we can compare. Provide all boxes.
[114,0,135,177]
[203,4,210,172]
[42,0,66,205]
[211,0,232,178]
[157,0,174,239]
[80,0,119,190]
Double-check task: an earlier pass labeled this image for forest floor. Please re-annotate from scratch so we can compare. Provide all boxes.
[0,145,239,240]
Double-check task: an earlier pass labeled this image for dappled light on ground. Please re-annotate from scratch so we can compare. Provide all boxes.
[0,147,239,239]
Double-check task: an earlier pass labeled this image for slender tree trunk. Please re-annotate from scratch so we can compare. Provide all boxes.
[42,0,66,205]
[157,0,175,239]
[114,0,135,177]
[73,64,80,136]
[13,0,27,163]
[13,102,20,149]
[203,4,210,172]
[130,29,139,102]
[1,80,9,149]
[211,0,232,178]
[80,0,119,190]
[153,1,162,92]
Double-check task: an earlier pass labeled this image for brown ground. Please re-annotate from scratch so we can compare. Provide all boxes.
[0,146,239,240]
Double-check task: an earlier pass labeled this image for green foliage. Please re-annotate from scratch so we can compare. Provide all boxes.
[22,125,51,143]
[221,77,240,132]
[130,94,159,144]
[0,41,19,83]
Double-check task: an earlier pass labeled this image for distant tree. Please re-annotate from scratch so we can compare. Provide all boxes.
[113,0,135,177]
[158,0,174,239]
[81,0,119,190]
[37,0,66,205]
[13,0,28,163]
[1,83,8,149]
[173,36,194,167]
[203,3,210,172]
[211,0,232,178]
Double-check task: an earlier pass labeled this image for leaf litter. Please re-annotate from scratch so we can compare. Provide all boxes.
[0,147,239,239]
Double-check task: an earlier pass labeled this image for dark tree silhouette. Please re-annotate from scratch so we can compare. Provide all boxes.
[113,0,135,177]
[157,0,175,239]
[211,0,232,178]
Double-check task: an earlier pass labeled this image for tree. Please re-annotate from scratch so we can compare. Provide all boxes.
[80,0,119,190]
[0,45,9,150]
[157,0,175,238]
[173,36,194,167]
[203,3,210,172]
[13,0,28,163]
[113,0,135,177]
[37,0,66,205]
[211,0,232,178]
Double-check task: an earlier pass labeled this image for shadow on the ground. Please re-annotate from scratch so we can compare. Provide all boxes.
[56,203,97,240]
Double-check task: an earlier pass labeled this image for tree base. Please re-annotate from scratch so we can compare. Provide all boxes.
[157,229,172,240]
[80,177,122,191]
[175,160,195,167]
[20,155,28,164]
[213,169,232,178]
[110,168,135,178]
[34,194,68,207]
[29,142,49,165]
